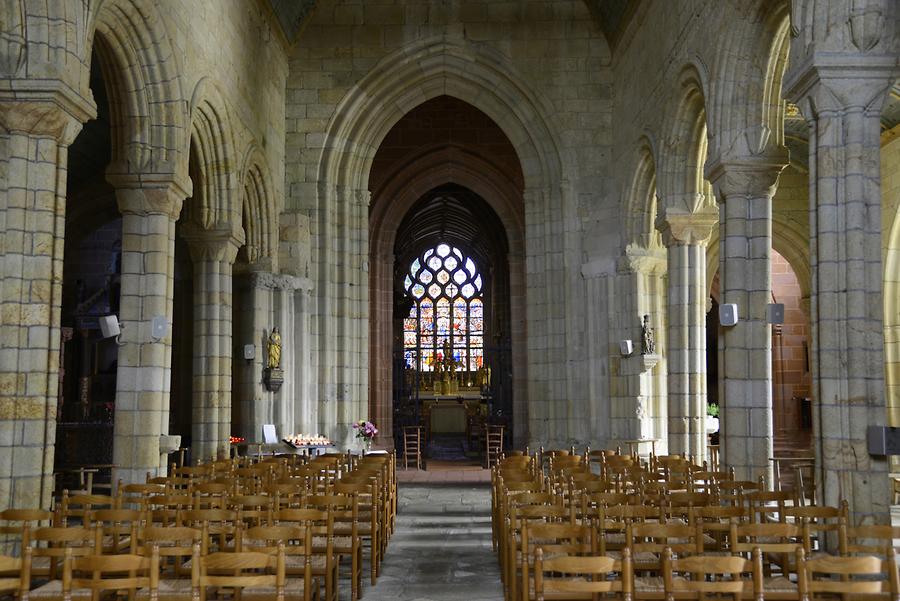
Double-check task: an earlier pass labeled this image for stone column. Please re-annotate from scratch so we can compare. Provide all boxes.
[111,176,189,484]
[0,99,89,511]
[787,67,896,522]
[659,210,717,461]
[182,227,241,463]
[604,249,667,453]
[706,155,787,485]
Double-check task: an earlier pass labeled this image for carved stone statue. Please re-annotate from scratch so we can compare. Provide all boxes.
[267,327,282,369]
[640,314,655,355]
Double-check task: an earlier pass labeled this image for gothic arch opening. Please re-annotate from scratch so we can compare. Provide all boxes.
[368,96,525,453]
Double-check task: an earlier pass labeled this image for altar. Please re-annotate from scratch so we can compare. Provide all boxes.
[420,394,484,435]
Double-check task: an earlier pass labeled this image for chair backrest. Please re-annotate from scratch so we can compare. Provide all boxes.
[64,546,160,601]
[0,547,32,597]
[533,547,632,598]
[199,545,286,601]
[797,547,900,598]
[139,525,205,577]
[664,547,762,599]
[0,508,52,550]
[31,525,100,579]
[842,524,900,556]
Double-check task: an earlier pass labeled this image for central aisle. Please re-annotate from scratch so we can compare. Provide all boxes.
[364,482,503,600]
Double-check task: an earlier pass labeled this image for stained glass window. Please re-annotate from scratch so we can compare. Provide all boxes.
[403,244,484,372]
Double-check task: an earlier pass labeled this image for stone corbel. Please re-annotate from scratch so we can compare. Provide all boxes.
[625,352,660,374]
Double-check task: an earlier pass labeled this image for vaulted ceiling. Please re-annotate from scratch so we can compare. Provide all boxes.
[264,0,638,47]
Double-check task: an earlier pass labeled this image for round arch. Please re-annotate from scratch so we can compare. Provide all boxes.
[91,0,188,182]
[188,78,239,229]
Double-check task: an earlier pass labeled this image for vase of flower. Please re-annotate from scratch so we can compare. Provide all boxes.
[353,420,378,454]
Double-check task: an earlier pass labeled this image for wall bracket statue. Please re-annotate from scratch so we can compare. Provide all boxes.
[264,327,284,392]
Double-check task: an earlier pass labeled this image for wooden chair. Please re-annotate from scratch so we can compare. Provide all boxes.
[240,526,321,601]
[301,495,362,601]
[177,509,238,553]
[841,524,900,557]
[197,544,290,601]
[85,509,140,556]
[729,522,803,599]
[32,546,159,601]
[628,521,703,574]
[332,481,380,586]
[520,522,596,601]
[486,425,505,468]
[505,503,574,600]
[134,525,204,601]
[29,525,100,582]
[661,547,763,601]
[0,508,52,552]
[533,547,633,601]
[271,509,338,601]
[0,547,32,600]
[796,547,900,599]
[402,426,423,470]
[784,503,847,557]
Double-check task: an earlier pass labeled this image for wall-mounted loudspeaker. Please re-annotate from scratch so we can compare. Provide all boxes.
[99,315,121,339]
[767,303,785,324]
[619,339,633,356]
[719,303,738,327]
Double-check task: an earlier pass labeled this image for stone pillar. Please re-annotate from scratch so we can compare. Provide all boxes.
[706,156,787,485]
[604,249,667,453]
[111,177,189,485]
[659,211,717,461]
[787,67,896,522]
[182,227,241,463]
[0,99,89,511]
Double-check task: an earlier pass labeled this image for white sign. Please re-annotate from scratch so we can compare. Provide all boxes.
[262,424,278,444]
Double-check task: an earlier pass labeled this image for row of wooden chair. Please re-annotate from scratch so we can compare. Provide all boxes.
[1,450,399,601]
[532,546,900,601]
[492,450,900,601]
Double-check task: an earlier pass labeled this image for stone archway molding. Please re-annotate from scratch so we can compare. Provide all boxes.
[317,36,565,447]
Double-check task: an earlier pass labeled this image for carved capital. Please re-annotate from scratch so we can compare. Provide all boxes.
[0,79,95,142]
[617,245,667,276]
[181,224,244,265]
[705,150,789,201]
[249,271,314,292]
[656,208,718,247]
[110,174,191,220]
[0,100,84,144]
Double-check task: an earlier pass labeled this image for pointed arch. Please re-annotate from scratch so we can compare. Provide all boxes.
[705,1,791,160]
[624,138,661,250]
[659,64,715,213]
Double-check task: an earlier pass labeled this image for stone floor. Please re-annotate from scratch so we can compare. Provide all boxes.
[357,480,503,601]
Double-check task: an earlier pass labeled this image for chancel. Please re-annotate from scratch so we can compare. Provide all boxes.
[1,0,899,599]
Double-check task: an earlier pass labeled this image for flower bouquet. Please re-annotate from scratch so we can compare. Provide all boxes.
[352,420,378,452]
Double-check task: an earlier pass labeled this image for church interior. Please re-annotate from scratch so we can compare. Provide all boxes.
[1,0,900,598]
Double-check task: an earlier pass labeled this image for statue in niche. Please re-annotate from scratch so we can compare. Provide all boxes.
[640,314,655,355]
[267,327,282,369]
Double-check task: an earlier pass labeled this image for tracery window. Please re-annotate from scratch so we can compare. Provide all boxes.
[402,243,484,372]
